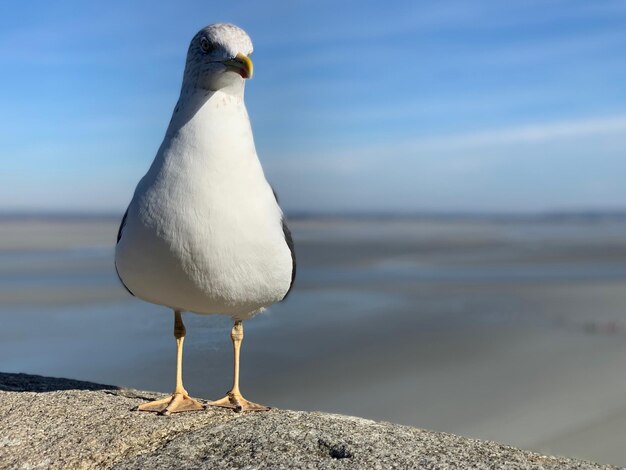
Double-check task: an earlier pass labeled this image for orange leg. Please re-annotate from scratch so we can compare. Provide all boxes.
[208,321,269,412]
[137,311,204,415]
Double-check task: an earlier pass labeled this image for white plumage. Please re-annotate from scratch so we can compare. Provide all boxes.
[114,23,295,414]
[115,24,294,321]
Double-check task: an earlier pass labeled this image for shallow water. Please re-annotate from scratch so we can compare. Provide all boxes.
[2,217,626,465]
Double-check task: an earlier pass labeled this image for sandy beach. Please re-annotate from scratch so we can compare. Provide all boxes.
[1,216,626,466]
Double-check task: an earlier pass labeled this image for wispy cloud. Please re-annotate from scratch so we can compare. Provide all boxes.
[268,113,626,212]
[416,115,626,149]
[270,115,626,174]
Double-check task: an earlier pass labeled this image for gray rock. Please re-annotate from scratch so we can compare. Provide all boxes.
[0,373,618,470]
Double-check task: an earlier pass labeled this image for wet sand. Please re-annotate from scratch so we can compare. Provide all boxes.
[1,216,626,466]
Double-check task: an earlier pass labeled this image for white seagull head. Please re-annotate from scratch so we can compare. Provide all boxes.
[182,23,254,93]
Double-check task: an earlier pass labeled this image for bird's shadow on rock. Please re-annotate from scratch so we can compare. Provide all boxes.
[0,372,119,393]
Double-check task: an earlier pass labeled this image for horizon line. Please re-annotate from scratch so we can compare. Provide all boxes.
[2,208,626,221]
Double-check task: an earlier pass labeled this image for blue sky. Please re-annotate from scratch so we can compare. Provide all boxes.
[1,0,626,213]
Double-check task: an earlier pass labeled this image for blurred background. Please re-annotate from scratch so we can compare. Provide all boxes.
[1,0,626,466]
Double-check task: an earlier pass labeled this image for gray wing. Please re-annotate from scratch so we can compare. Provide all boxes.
[272,188,296,300]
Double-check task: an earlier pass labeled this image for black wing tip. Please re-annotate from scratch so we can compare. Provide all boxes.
[115,208,135,297]
[281,215,296,300]
[115,260,135,297]
[116,208,129,244]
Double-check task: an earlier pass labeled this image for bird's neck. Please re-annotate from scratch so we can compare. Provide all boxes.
[167,85,246,134]
[157,87,257,166]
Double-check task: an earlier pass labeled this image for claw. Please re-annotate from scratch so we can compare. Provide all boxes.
[208,391,269,412]
[137,392,204,415]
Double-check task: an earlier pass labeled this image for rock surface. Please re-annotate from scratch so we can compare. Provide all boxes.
[0,372,619,469]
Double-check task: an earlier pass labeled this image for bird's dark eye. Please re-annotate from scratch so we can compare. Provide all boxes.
[200,37,214,53]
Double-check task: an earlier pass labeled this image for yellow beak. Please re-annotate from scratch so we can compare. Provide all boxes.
[224,52,254,79]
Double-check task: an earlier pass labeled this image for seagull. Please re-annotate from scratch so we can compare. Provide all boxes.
[114,23,296,414]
